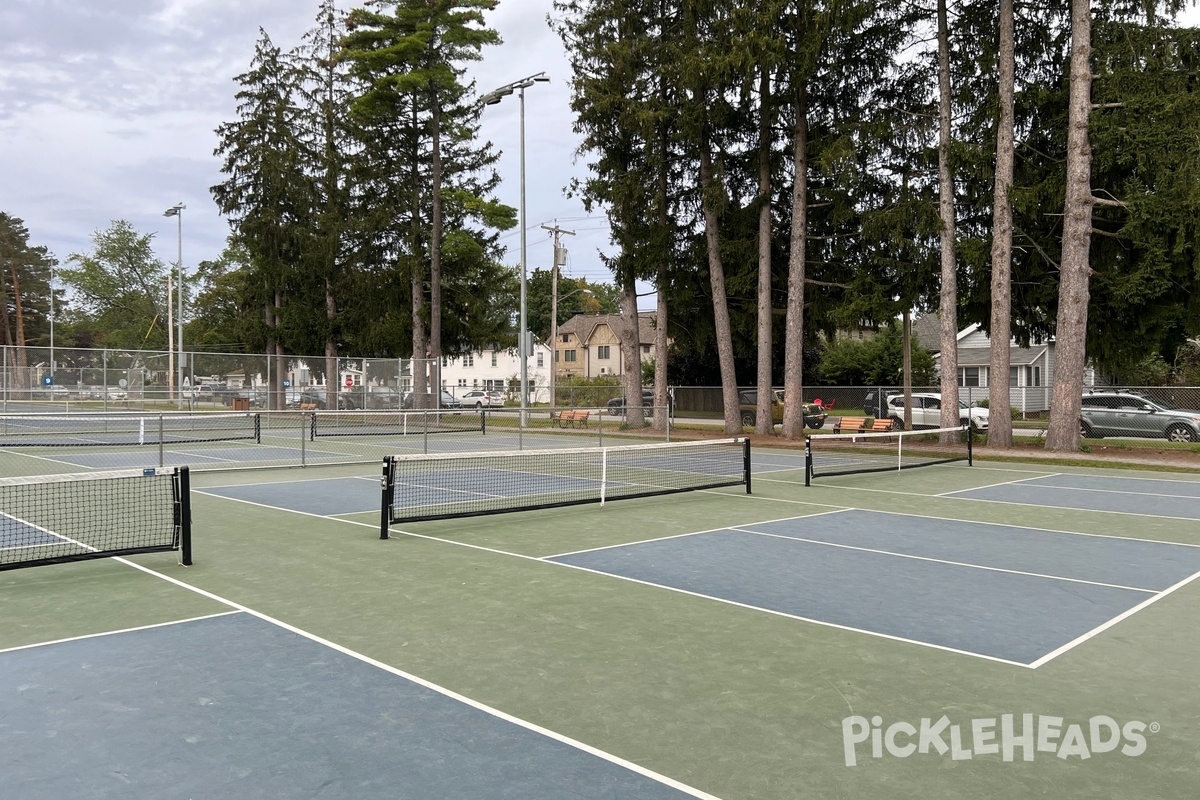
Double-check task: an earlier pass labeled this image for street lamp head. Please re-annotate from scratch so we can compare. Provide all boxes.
[163,203,185,218]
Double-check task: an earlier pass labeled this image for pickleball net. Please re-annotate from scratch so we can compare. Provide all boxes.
[380,437,750,533]
[0,412,260,447]
[0,466,192,571]
[804,425,971,485]
[309,409,484,440]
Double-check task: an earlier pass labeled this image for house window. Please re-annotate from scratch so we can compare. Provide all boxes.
[598,345,610,359]
[561,334,570,342]
[1026,366,1041,387]
[1009,367,1019,387]
[536,352,543,367]
[642,344,651,354]
[463,354,473,367]
[554,351,559,363]
[491,352,497,367]
[565,350,577,363]
[958,367,980,387]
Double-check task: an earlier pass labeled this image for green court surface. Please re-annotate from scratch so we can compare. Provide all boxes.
[2,445,1198,799]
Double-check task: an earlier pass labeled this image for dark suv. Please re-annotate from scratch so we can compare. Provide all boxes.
[1080,391,1200,442]
[607,389,673,415]
[299,387,359,410]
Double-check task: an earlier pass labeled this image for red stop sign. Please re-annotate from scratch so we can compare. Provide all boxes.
[344,377,353,388]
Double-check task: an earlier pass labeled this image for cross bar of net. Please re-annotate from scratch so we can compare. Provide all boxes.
[0,413,259,447]
[804,425,972,485]
[380,438,750,534]
[0,466,191,571]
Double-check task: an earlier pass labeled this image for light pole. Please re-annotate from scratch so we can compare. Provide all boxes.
[48,264,54,389]
[481,73,549,423]
[163,203,185,407]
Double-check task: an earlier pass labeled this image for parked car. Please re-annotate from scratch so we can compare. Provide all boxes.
[298,387,358,410]
[365,386,404,409]
[1080,391,1200,442]
[737,389,826,429]
[607,389,674,415]
[461,390,504,409]
[862,388,901,418]
[883,393,989,431]
[401,390,462,410]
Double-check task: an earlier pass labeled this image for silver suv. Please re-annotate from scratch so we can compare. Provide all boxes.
[1080,392,1200,442]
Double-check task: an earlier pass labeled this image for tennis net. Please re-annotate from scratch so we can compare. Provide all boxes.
[0,466,192,571]
[380,437,750,533]
[0,412,260,447]
[805,425,971,484]
[310,409,485,439]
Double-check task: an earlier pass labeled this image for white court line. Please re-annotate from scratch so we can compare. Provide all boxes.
[937,472,1061,497]
[543,508,855,560]
[727,527,1158,594]
[796,480,1200,526]
[0,611,241,655]
[33,559,722,800]
[545,558,1033,669]
[1005,482,1200,502]
[769,504,1200,550]
[1028,567,1200,669]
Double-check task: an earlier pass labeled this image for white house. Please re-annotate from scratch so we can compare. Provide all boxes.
[436,343,553,403]
[917,319,1055,412]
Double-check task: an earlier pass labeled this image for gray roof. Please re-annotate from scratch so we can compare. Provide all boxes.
[957,345,1049,367]
[557,312,658,345]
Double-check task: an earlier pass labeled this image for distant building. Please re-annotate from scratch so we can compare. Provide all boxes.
[552,312,662,380]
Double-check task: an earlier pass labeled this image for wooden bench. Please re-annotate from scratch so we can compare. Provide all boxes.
[299,402,318,411]
[869,418,895,432]
[550,409,591,428]
[832,416,868,434]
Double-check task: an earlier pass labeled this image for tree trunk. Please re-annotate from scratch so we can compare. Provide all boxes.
[699,143,741,434]
[1046,0,1094,452]
[936,0,960,434]
[410,103,429,407]
[755,65,775,436]
[782,80,808,441]
[619,282,643,425]
[988,0,1017,447]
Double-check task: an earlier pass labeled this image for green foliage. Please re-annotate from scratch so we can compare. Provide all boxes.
[60,220,169,350]
[555,373,620,408]
[815,326,936,385]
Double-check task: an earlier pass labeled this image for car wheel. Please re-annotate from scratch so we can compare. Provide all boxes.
[806,418,825,429]
[889,417,904,431]
[740,411,756,427]
[1080,421,1098,439]
[1166,424,1198,443]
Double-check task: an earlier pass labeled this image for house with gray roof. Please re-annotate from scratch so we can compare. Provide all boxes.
[553,312,661,380]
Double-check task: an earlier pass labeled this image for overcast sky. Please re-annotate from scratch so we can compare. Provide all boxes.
[1,0,616,307]
[3,2,1198,316]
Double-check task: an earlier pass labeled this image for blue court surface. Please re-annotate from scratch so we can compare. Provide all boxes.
[1,612,709,800]
[200,476,382,516]
[946,473,1200,519]
[547,508,1200,666]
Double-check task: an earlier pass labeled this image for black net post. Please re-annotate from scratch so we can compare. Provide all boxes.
[380,456,394,540]
[804,438,813,487]
[743,437,752,494]
[966,422,973,465]
[175,466,192,566]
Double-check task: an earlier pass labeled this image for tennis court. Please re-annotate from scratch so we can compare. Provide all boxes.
[2,427,1198,799]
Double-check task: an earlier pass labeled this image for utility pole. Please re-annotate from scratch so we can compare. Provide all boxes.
[541,222,576,409]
